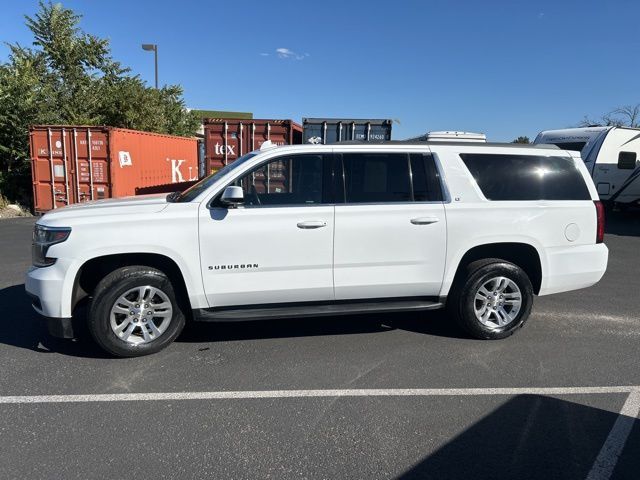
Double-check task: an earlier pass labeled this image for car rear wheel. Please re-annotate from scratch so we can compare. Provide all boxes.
[448,259,533,339]
[88,266,186,357]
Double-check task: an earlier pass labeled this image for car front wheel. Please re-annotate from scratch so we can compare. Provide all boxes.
[88,266,186,357]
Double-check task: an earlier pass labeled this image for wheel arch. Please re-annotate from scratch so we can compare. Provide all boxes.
[444,242,543,297]
[70,253,193,315]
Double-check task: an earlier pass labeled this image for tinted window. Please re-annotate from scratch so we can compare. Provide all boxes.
[552,142,586,152]
[233,154,329,207]
[618,151,637,170]
[410,153,443,202]
[343,153,411,203]
[460,154,591,201]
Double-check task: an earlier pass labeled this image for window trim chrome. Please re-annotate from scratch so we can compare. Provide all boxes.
[206,147,453,209]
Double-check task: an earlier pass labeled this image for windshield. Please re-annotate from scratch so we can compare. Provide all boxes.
[176,152,258,202]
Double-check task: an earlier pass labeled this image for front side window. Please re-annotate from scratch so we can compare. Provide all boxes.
[460,153,591,201]
[232,154,330,207]
[177,152,257,202]
[342,153,411,203]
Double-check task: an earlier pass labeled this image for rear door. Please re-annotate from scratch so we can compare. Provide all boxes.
[333,150,447,300]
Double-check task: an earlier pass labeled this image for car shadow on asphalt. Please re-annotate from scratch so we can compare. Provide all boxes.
[606,210,640,237]
[0,284,468,357]
[178,308,469,344]
[397,394,639,480]
[0,284,110,358]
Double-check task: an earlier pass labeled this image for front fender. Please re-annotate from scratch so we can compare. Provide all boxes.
[55,245,207,317]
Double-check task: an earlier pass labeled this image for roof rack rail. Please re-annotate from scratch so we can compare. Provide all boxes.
[329,140,560,149]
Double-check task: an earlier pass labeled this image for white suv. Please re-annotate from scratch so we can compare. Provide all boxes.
[26,141,609,357]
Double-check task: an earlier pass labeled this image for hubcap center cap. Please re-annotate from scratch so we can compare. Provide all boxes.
[109,285,173,346]
[473,276,522,329]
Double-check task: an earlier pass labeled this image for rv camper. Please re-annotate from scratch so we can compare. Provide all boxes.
[534,126,640,206]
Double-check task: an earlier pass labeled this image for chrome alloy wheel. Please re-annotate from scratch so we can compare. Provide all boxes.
[473,276,522,329]
[109,286,173,345]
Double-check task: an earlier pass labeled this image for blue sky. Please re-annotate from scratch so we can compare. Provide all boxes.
[1,0,639,141]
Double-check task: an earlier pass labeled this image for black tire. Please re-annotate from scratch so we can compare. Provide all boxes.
[87,266,186,357]
[447,259,533,340]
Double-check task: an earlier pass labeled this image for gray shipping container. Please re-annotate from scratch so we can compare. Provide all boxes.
[302,118,392,144]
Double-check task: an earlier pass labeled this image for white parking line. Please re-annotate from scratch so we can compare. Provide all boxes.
[0,385,637,404]
[586,389,640,480]
[1,385,638,480]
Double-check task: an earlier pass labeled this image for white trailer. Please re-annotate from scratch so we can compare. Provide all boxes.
[534,126,640,205]
[406,131,487,143]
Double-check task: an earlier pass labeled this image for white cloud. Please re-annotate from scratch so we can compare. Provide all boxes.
[259,52,270,56]
[276,48,295,58]
[275,48,308,60]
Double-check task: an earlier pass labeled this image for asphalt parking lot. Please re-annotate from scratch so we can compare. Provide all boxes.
[1,213,639,479]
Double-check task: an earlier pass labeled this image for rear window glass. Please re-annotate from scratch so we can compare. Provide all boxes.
[459,154,591,201]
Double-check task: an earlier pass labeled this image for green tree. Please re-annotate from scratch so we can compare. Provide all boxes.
[512,136,530,144]
[0,1,199,206]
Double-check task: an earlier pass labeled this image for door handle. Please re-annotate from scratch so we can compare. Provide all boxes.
[297,220,327,229]
[410,216,440,225]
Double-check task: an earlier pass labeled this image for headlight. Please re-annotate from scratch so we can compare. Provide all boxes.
[32,225,71,267]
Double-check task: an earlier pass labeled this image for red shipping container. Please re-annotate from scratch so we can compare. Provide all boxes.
[203,118,302,175]
[29,126,198,213]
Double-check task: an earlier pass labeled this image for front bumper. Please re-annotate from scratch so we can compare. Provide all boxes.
[25,263,76,338]
[26,289,75,339]
[25,288,76,341]
[25,263,67,318]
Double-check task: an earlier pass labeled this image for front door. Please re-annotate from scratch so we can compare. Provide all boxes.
[333,151,447,300]
[199,153,335,307]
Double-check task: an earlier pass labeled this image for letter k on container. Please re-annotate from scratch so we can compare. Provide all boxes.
[29,125,199,213]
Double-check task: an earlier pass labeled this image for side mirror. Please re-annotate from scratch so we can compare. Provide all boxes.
[220,185,244,207]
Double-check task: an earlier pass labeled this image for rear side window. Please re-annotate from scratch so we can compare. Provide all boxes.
[342,153,411,203]
[410,153,443,202]
[460,154,591,201]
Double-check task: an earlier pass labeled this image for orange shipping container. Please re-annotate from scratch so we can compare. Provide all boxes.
[203,118,302,175]
[29,126,198,213]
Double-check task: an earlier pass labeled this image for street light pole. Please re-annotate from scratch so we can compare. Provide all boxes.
[153,45,158,89]
[141,44,158,89]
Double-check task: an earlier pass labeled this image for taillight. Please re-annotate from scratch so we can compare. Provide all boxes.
[594,201,605,244]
